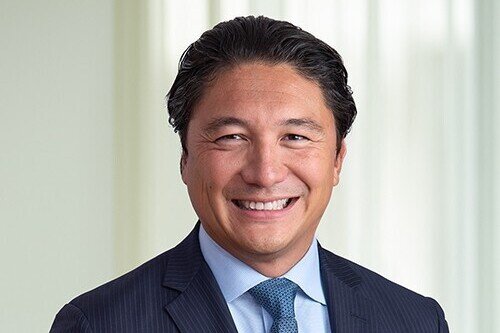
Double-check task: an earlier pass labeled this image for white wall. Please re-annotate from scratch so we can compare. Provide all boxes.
[0,1,115,331]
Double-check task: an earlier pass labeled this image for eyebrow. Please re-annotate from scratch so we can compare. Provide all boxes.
[279,118,326,135]
[203,117,250,134]
[202,116,326,135]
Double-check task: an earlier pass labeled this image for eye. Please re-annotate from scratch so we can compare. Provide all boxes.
[214,134,248,147]
[216,134,244,141]
[283,134,309,141]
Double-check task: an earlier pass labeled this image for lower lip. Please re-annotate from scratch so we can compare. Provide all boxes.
[231,198,298,220]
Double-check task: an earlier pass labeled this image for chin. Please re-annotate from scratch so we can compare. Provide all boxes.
[238,233,291,256]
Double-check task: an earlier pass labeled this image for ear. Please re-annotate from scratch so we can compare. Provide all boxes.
[180,152,188,185]
[332,140,347,186]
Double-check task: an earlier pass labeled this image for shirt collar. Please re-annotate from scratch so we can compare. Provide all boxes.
[281,235,326,305]
[199,225,326,305]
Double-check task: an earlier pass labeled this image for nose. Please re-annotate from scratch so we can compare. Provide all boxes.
[240,142,288,188]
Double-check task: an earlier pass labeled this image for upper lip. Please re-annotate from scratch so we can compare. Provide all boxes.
[231,197,297,202]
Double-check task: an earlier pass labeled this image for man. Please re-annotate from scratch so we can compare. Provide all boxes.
[51,16,448,332]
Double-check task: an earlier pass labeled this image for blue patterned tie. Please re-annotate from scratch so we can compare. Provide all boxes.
[249,278,299,333]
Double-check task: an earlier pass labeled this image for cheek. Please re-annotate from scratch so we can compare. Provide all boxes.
[189,150,242,191]
[288,149,336,187]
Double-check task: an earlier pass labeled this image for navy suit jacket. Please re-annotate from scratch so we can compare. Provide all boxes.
[51,223,449,332]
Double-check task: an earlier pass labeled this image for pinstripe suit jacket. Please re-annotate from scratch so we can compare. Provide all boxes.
[50,223,449,332]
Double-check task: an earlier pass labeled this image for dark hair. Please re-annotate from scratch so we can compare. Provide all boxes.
[167,15,356,154]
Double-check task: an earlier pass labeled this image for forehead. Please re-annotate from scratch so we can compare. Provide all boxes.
[190,62,333,128]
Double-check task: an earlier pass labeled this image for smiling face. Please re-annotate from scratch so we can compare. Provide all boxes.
[181,63,346,276]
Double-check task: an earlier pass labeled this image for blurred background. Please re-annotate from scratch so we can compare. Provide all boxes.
[1,0,498,331]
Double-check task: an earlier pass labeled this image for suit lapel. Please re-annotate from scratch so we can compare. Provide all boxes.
[319,245,379,333]
[162,225,379,332]
[162,223,238,333]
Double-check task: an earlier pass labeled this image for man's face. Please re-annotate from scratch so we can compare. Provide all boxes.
[181,63,346,269]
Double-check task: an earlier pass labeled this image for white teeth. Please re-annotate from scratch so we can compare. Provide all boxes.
[237,198,291,211]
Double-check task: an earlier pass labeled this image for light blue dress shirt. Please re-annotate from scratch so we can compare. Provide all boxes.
[199,226,331,333]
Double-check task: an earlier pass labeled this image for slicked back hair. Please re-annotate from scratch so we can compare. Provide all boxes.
[166,15,357,155]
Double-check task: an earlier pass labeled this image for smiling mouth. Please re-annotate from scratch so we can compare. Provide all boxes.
[232,198,297,211]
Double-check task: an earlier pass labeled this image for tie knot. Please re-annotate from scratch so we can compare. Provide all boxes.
[248,278,299,320]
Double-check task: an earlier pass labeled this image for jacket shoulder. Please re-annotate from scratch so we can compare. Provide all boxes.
[320,248,449,332]
[73,248,172,307]
[51,225,203,332]
[51,248,177,332]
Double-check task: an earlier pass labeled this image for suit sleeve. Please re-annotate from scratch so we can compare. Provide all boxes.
[426,297,449,333]
[50,303,93,333]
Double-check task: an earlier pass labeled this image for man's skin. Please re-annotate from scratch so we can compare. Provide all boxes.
[181,62,346,278]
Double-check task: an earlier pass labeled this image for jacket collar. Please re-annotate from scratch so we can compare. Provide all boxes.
[319,243,378,332]
[162,223,376,333]
[162,223,238,333]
